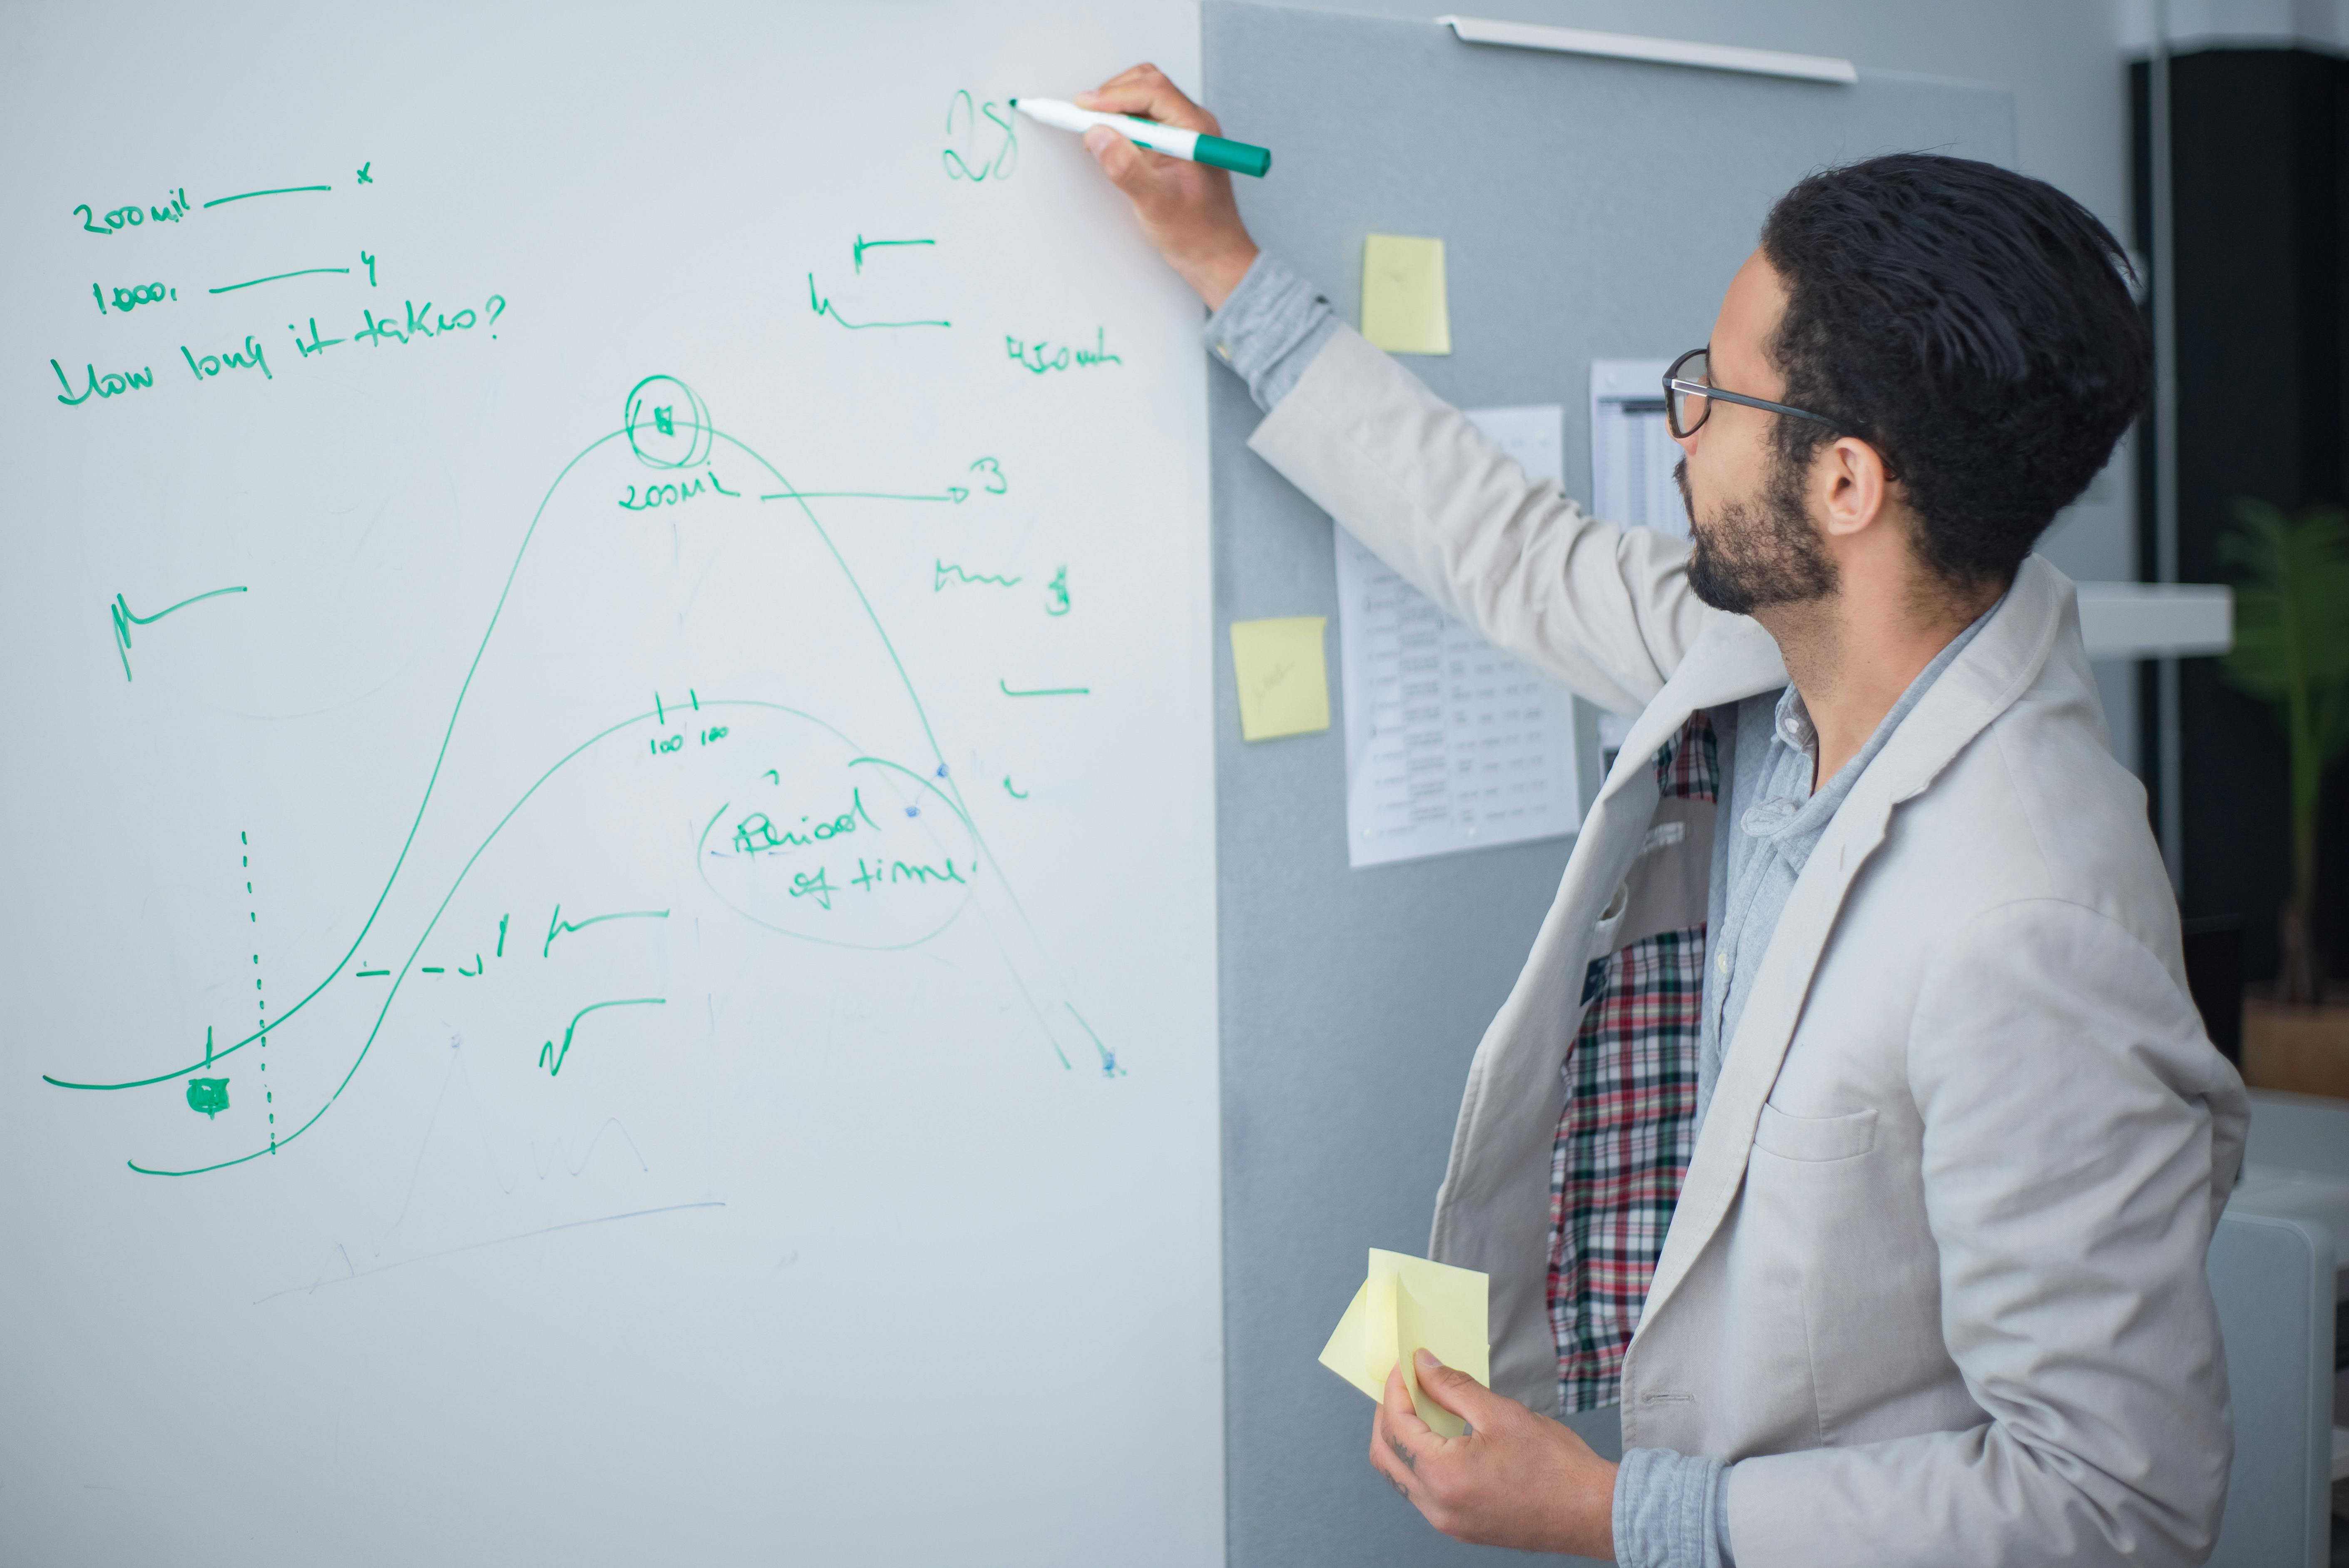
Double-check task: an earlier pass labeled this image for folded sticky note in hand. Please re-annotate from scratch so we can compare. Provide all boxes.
[1317,1249,1491,1436]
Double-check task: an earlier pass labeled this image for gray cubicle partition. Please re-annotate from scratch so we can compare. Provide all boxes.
[1202,7,2013,1563]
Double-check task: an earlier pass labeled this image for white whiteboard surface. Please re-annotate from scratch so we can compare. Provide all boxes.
[0,4,1220,1565]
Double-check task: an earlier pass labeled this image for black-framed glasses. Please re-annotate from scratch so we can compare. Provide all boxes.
[1663,347,1842,440]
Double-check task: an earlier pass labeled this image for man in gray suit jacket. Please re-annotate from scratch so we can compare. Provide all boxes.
[1074,64,2249,1568]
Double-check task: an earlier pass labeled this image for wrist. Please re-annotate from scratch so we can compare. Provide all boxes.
[1578,1456,1619,1559]
[1172,238,1259,311]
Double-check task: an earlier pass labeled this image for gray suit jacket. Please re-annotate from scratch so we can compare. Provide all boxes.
[1248,326,2249,1567]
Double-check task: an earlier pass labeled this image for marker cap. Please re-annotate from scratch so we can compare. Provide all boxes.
[1193,134,1272,179]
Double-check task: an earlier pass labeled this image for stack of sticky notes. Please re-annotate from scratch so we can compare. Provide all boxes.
[1317,1249,1491,1436]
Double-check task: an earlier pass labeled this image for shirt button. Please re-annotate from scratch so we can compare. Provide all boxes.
[1716,952,1730,974]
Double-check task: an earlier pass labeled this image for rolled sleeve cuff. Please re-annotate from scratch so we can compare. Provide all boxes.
[1200,252,1340,411]
[1613,1448,1735,1568]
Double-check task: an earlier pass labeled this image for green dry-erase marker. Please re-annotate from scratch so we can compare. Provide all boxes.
[1011,97,1272,178]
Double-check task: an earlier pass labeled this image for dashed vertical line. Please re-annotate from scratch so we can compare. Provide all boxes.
[245,830,273,1152]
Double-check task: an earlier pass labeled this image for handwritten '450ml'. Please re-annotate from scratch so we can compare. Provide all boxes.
[1005,329,1122,375]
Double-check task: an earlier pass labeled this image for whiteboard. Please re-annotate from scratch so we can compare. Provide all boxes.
[0,3,1220,1564]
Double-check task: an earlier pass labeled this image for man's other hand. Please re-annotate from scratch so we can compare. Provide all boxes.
[1368,1348,1619,1559]
[1074,64,1259,308]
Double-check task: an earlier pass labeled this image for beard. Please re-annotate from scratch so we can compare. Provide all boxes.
[1675,455,1837,614]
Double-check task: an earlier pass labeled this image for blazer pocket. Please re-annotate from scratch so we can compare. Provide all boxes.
[1752,1102,1878,1162]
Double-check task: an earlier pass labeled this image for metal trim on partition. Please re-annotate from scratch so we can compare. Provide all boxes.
[1437,15,1858,84]
[2149,0,2185,894]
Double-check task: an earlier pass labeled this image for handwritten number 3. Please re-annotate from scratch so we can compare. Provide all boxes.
[970,457,1007,495]
[943,90,1017,183]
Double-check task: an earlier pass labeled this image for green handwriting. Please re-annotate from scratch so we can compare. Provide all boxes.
[732,789,879,856]
[291,293,505,359]
[1046,566,1070,616]
[853,234,935,272]
[109,584,248,681]
[999,678,1089,697]
[785,857,972,912]
[935,560,1021,591]
[619,470,738,511]
[807,273,948,330]
[543,904,670,958]
[1007,329,1122,375]
[51,358,153,406]
[181,335,271,383]
[211,266,350,295]
[760,456,999,508]
[74,190,188,234]
[763,485,966,504]
[943,90,1017,182]
[202,184,331,209]
[851,856,967,890]
[538,997,666,1077]
[92,281,175,315]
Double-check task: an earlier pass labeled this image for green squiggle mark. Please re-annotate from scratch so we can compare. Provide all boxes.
[110,585,248,681]
[538,997,666,1077]
[1003,778,1027,799]
[201,184,331,208]
[758,487,967,504]
[807,273,948,331]
[999,679,1089,698]
[209,267,351,295]
[934,561,1021,591]
[853,235,934,272]
[543,905,669,958]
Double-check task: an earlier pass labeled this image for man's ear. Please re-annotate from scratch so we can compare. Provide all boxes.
[1815,435,1891,541]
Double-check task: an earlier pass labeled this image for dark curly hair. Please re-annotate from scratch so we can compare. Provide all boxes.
[1758,153,2149,589]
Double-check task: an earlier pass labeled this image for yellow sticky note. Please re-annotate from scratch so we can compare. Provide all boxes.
[1230,616,1330,741]
[1317,1280,1378,1399]
[1317,1249,1491,1436]
[1360,234,1451,355]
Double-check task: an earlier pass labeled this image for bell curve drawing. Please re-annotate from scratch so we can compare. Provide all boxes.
[42,373,1117,1178]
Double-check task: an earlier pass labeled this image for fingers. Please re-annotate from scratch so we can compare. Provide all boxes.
[1084,62,1158,97]
[1411,1349,1501,1428]
[1368,1386,1420,1503]
[1382,1362,1434,1435]
[1084,126,1149,190]
[1075,63,1220,134]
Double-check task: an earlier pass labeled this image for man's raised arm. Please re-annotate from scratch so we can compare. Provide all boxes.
[1077,64,1719,714]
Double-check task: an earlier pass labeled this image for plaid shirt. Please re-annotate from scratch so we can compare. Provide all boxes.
[1546,713,1715,1411]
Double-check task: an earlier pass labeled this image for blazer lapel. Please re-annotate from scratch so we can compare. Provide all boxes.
[1633,557,2083,1331]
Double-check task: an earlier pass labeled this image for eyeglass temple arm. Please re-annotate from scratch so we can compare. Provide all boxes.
[1663,378,1840,430]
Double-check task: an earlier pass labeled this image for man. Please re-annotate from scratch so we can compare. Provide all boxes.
[1073,64,2248,1568]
